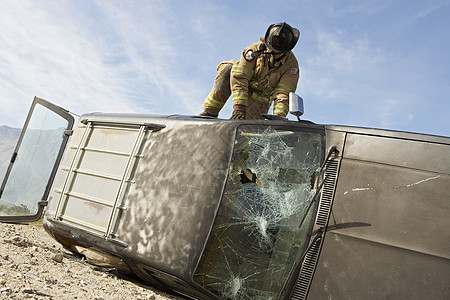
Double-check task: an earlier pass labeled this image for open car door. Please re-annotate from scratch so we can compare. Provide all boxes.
[0,97,74,223]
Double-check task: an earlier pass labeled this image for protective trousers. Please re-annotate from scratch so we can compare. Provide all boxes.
[202,62,233,117]
[202,62,272,120]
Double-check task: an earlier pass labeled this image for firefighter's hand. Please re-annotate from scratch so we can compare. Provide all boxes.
[230,105,246,120]
[230,110,245,119]
[272,114,288,121]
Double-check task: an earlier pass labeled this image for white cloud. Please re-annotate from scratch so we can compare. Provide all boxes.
[0,0,447,136]
[301,28,384,103]
[0,1,217,127]
[0,1,145,125]
[299,27,424,132]
[417,1,450,17]
[327,1,392,17]
[373,97,410,129]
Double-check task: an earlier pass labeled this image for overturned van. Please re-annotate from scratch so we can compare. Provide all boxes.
[1,97,449,299]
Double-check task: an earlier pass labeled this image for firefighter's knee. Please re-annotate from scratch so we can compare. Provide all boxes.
[213,64,232,96]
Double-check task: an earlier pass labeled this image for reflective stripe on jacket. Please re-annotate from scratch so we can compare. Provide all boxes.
[230,41,300,117]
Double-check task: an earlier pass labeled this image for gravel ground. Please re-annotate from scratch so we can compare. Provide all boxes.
[0,222,184,300]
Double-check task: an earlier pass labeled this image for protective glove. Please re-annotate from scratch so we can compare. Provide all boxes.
[230,104,246,120]
[261,114,288,121]
[198,110,218,118]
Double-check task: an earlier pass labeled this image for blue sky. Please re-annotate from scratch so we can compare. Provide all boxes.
[0,0,449,136]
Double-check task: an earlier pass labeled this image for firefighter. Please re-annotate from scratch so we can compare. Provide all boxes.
[200,22,300,120]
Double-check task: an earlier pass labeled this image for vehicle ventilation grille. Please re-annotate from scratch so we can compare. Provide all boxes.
[316,160,339,226]
[290,235,322,300]
[290,158,340,300]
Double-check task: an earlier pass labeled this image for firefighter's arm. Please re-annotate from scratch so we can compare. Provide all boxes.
[273,66,299,117]
[230,47,257,107]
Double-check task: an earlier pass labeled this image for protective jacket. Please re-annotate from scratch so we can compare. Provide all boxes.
[202,41,300,119]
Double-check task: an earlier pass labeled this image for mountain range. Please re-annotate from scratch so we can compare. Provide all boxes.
[0,125,21,182]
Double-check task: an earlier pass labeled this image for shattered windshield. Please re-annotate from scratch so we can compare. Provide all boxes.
[194,125,324,299]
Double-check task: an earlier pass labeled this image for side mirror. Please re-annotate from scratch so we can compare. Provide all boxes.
[289,92,304,120]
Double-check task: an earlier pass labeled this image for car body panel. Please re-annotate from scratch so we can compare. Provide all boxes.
[1,98,449,299]
[307,126,450,299]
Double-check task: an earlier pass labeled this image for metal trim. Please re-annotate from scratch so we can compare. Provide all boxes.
[80,119,166,132]
[105,125,147,237]
[70,146,130,156]
[62,191,114,207]
[290,158,340,300]
[55,122,92,219]
[59,214,107,234]
[291,235,323,300]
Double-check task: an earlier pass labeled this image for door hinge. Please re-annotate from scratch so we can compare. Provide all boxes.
[64,130,73,137]
[10,152,18,163]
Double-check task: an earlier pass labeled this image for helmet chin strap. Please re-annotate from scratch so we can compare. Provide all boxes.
[253,49,284,57]
[251,49,284,69]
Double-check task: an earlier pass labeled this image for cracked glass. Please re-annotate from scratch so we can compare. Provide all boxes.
[194,125,324,299]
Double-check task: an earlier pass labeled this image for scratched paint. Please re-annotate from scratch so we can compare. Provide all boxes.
[344,187,373,195]
[405,175,441,187]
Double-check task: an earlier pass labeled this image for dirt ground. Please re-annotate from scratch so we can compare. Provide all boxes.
[0,222,184,299]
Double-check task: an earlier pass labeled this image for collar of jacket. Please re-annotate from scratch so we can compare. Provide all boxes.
[255,41,292,66]
[275,51,292,66]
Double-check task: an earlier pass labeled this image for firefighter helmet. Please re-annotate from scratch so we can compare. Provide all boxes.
[264,22,300,53]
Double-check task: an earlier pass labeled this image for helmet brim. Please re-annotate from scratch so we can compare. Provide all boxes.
[264,23,300,52]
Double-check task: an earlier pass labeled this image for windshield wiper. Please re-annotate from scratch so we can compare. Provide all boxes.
[298,146,339,229]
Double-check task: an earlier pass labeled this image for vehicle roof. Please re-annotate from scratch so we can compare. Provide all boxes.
[325,124,450,144]
[79,112,448,144]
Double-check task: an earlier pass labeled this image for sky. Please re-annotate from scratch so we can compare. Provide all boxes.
[0,0,449,137]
